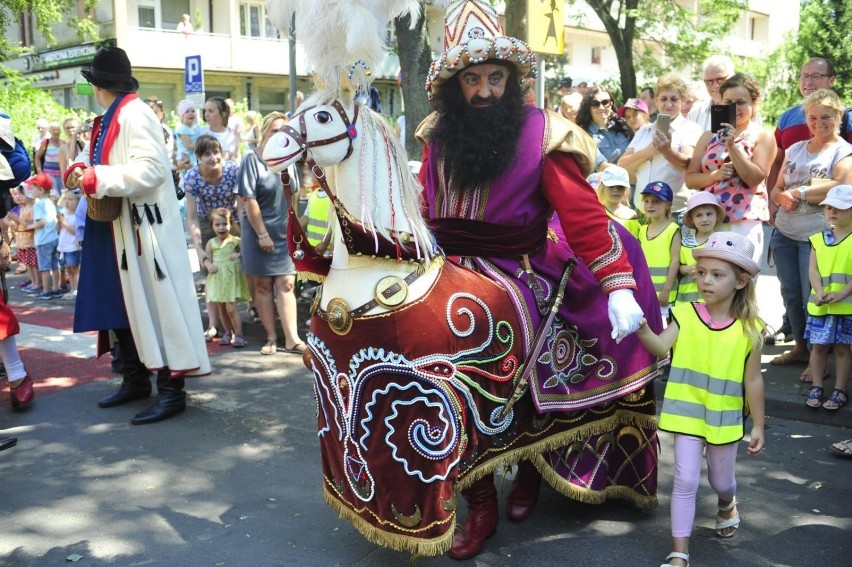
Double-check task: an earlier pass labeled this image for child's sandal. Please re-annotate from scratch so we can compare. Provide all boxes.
[806,386,824,408]
[823,389,848,411]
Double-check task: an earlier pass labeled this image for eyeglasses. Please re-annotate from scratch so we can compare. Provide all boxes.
[704,78,725,87]
[590,99,612,108]
[799,73,833,81]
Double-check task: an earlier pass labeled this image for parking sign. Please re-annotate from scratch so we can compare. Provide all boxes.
[185,55,203,94]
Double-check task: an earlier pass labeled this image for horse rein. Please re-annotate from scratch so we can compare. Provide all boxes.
[280,100,360,164]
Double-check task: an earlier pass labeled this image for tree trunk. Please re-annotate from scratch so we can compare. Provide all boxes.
[587,0,639,99]
[504,0,527,44]
[395,6,433,158]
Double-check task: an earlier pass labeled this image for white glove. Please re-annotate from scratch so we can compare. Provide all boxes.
[608,288,644,343]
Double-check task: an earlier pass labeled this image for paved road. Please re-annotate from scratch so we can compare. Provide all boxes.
[1,230,851,566]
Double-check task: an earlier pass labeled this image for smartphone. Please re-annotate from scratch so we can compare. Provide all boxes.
[656,113,671,135]
[710,104,736,134]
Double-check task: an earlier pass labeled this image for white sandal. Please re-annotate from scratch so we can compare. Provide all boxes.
[660,551,689,567]
[715,498,740,538]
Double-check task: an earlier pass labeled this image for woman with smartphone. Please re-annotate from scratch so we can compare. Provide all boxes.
[685,73,776,262]
[618,76,704,220]
[576,86,632,164]
[766,89,852,377]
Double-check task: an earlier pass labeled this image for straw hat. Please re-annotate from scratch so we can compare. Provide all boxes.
[683,191,725,229]
[692,231,760,277]
[425,0,536,99]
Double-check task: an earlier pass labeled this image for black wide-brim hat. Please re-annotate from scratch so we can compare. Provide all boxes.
[81,46,139,93]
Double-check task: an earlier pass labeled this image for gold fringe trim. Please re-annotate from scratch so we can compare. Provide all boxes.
[456,410,658,496]
[322,488,454,557]
[297,271,326,284]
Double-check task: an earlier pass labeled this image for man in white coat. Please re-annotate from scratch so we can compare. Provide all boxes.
[66,47,210,425]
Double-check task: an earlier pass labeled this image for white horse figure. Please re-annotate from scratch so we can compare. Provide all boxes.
[265,91,440,313]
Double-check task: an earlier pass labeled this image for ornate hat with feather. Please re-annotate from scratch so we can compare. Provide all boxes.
[426,0,536,99]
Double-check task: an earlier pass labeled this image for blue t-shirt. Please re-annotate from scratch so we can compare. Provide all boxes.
[175,122,200,166]
[33,197,59,246]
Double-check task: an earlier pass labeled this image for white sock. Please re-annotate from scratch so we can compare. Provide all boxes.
[0,337,27,382]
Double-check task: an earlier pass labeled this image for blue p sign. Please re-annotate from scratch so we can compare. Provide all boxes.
[185,55,203,94]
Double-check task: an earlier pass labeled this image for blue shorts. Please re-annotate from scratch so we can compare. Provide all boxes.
[36,240,60,272]
[61,250,81,268]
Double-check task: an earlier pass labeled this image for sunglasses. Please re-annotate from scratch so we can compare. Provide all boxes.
[591,99,612,108]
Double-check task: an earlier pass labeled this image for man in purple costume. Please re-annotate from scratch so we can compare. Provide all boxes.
[416,0,663,559]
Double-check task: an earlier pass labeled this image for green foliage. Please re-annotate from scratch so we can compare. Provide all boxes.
[576,0,747,98]
[0,76,90,139]
[0,0,99,62]
[740,0,852,125]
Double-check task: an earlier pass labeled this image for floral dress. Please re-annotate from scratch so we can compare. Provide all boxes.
[15,204,37,266]
[205,236,250,303]
[700,127,769,224]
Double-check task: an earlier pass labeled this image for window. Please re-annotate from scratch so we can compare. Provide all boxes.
[591,46,602,65]
[258,88,287,114]
[138,6,155,28]
[162,1,190,31]
[239,2,279,39]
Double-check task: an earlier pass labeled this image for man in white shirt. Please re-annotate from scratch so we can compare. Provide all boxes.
[687,55,735,131]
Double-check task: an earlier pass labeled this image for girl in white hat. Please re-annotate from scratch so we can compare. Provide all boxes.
[635,231,766,567]
[676,191,725,305]
[803,184,852,411]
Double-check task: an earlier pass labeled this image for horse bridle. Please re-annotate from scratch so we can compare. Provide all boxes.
[280,99,360,164]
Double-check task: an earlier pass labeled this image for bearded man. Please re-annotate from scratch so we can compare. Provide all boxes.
[416,0,664,559]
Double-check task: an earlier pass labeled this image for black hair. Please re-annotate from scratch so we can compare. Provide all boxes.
[194,134,222,159]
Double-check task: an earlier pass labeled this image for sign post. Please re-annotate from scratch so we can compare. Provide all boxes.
[527,0,565,55]
[184,55,205,107]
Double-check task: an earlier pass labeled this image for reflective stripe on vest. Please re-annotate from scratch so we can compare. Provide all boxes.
[305,191,331,247]
[807,232,852,316]
[676,242,705,305]
[659,302,751,445]
[640,222,679,304]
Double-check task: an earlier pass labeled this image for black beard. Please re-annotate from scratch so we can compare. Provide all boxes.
[433,71,527,192]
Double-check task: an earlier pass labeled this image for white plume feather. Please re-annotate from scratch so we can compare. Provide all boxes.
[265,0,421,94]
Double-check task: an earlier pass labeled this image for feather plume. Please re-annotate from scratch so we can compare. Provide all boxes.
[265,0,421,94]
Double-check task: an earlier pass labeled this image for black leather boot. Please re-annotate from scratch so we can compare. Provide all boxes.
[98,330,152,408]
[130,370,186,425]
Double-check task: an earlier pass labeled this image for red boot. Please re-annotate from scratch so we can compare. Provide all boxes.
[448,474,498,560]
[506,460,542,522]
[10,374,34,410]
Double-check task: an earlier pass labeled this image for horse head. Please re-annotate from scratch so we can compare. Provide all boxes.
[263,91,435,266]
[263,96,359,173]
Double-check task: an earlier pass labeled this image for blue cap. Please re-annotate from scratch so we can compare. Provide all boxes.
[641,181,673,202]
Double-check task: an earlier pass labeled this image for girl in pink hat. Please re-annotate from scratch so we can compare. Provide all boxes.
[636,231,765,567]
[676,191,725,305]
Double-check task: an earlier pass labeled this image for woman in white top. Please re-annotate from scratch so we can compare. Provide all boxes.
[200,96,238,162]
[618,76,704,219]
[767,89,852,375]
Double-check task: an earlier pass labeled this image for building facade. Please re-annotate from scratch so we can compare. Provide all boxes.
[5,1,799,116]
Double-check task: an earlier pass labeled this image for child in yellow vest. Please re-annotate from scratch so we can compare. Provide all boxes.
[676,192,725,305]
[636,231,765,567]
[638,181,681,318]
[595,165,640,239]
[804,185,852,411]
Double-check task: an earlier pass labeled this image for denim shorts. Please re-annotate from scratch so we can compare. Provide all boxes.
[61,250,81,268]
[36,240,60,271]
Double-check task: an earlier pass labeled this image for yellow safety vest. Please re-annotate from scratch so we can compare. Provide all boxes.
[676,241,706,305]
[659,303,752,445]
[639,222,679,304]
[807,231,852,316]
[606,208,641,240]
[305,190,331,247]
